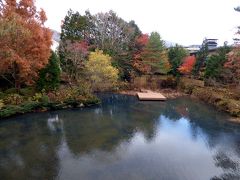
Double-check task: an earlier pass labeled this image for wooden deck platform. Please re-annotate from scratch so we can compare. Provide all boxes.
[137,90,166,101]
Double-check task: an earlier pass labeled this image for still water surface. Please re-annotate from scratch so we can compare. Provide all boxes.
[0,94,240,180]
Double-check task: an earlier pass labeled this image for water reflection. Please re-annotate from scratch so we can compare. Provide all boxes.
[0,94,240,180]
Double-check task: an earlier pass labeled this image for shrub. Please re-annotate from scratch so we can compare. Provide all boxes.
[4,94,24,105]
[5,88,17,94]
[21,102,41,113]
[40,95,49,104]
[0,105,22,118]
[160,76,177,88]
[0,92,5,99]
[31,93,43,102]
[0,100,4,110]
[19,87,35,96]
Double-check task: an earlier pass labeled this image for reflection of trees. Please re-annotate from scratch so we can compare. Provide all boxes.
[160,97,240,180]
[211,151,240,180]
[60,94,160,155]
[1,94,240,179]
[0,114,62,179]
[129,102,162,141]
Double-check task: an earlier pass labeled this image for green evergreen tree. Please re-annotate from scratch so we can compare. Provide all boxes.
[168,45,188,76]
[37,51,61,91]
[205,45,231,80]
[60,9,88,41]
[141,32,171,74]
[193,42,208,77]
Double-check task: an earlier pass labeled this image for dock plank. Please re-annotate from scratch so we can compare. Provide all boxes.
[137,91,166,101]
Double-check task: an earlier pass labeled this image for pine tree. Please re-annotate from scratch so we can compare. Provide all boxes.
[168,45,188,76]
[193,42,208,77]
[37,51,61,91]
[141,32,171,74]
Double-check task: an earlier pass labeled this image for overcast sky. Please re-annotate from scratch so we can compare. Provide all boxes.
[37,0,240,46]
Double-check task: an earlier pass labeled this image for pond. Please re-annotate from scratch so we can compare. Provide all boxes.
[0,94,240,180]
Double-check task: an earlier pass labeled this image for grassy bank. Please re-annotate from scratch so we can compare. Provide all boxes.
[122,75,240,118]
[0,86,100,119]
[179,77,240,117]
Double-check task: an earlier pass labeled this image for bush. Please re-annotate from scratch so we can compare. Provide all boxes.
[3,94,24,105]
[0,92,5,99]
[21,102,41,113]
[31,93,43,102]
[40,95,49,104]
[19,87,35,96]
[179,77,204,94]
[0,105,22,118]
[0,100,4,110]
[160,76,177,88]
[5,88,17,94]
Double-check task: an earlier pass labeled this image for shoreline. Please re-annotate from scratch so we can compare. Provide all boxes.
[119,88,240,124]
[119,88,186,99]
[0,99,100,120]
[1,89,239,124]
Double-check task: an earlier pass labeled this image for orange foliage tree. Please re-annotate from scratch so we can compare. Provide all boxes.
[0,0,52,89]
[224,47,240,85]
[132,34,151,74]
[178,56,196,74]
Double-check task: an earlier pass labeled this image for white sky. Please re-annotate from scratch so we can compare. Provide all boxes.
[37,0,240,46]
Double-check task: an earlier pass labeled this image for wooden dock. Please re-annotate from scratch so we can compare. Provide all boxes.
[137,90,166,101]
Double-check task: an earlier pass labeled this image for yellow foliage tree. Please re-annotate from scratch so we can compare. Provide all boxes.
[85,50,119,91]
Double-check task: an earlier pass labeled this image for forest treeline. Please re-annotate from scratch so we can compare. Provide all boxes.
[0,0,239,118]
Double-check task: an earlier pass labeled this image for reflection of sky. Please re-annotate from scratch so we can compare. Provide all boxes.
[57,115,224,180]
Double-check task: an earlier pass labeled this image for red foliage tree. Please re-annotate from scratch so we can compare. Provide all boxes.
[135,34,149,48]
[224,47,240,84]
[178,56,196,74]
[0,0,52,88]
[132,34,151,74]
[62,40,89,80]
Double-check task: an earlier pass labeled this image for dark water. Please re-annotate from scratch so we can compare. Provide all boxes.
[0,94,240,180]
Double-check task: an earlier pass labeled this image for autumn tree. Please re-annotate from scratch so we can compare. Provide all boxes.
[59,10,90,66]
[88,11,140,80]
[0,0,52,89]
[168,45,188,76]
[224,47,240,85]
[140,32,171,74]
[60,40,88,80]
[115,20,142,80]
[85,50,119,91]
[222,6,240,85]
[60,10,142,81]
[132,34,151,74]
[178,56,196,75]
